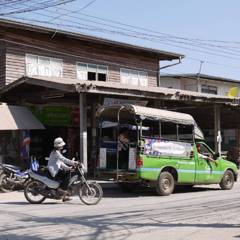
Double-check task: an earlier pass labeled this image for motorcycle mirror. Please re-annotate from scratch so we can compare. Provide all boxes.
[62,149,67,154]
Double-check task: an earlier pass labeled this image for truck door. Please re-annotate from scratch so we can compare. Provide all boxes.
[177,144,196,183]
[195,143,220,183]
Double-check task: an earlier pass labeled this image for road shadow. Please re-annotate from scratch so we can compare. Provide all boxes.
[102,185,221,198]
[1,208,239,240]
[0,185,221,205]
[0,233,44,240]
[0,201,59,205]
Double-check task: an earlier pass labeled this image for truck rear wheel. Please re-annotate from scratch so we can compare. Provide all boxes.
[219,170,234,190]
[156,171,175,196]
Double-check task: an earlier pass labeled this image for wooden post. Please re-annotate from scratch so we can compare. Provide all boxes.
[79,92,88,173]
[214,105,221,154]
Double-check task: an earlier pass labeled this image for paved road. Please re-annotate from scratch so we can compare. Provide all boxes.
[0,181,239,240]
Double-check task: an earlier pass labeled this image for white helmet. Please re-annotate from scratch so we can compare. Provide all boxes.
[54,137,66,148]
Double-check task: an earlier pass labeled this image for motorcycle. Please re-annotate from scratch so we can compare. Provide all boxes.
[0,164,29,192]
[24,162,103,205]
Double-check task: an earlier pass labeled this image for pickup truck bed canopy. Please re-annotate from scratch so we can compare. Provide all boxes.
[97,104,204,139]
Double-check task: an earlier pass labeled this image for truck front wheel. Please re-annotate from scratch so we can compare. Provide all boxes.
[156,171,175,196]
[219,170,234,190]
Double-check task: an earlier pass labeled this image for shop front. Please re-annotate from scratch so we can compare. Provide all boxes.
[0,103,45,169]
[29,105,80,160]
[1,76,240,175]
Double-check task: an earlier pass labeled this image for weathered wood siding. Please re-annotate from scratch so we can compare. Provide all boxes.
[0,41,6,87]
[3,29,159,87]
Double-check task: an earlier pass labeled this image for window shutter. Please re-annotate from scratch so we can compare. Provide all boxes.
[139,71,148,86]
[26,55,38,76]
[131,70,139,86]
[38,57,50,76]
[77,63,87,80]
[51,59,63,77]
[120,69,129,84]
[98,66,107,74]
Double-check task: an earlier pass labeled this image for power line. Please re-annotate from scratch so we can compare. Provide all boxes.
[0,0,77,16]
[3,1,240,73]
[5,1,240,59]
[23,6,240,57]
[50,0,97,22]
[9,13,240,61]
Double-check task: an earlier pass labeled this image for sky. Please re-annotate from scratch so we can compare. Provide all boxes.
[3,0,240,80]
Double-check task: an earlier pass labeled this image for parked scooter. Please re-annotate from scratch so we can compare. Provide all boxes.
[0,164,29,192]
[24,162,103,205]
[0,158,40,192]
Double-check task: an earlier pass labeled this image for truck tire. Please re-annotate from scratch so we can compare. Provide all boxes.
[156,171,175,196]
[219,170,234,190]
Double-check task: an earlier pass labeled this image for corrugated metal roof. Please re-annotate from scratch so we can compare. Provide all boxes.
[97,104,195,125]
[0,18,184,60]
[161,73,240,84]
[97,104,204,139]
[0,76,239,105]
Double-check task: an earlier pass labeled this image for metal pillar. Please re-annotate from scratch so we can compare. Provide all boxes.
[214,105,221,154]
[79,92,88,173]
[91,102,97,177]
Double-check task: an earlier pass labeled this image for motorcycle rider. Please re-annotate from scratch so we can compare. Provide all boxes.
[47,137,78,201]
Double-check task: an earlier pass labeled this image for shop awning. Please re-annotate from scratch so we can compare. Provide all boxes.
[0,104,45,130]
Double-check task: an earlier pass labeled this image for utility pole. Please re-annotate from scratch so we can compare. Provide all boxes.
[196,61,204,92]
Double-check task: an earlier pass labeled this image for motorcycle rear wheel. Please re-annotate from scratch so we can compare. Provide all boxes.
[24,180,46,204]
[78,182,103,205]
[0,173,14,192]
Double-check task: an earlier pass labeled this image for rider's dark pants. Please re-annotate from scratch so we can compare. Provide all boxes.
[55,170,69,190]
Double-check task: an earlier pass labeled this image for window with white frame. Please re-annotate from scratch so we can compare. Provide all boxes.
[76,63,108,81]
[26,54,63,77]
[120,68,148,86]
[201,85,218,95]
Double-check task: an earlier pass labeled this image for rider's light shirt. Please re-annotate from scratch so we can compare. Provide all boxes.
[47,150,75,177]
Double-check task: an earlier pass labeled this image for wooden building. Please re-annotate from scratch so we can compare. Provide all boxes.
[0,19,183,171]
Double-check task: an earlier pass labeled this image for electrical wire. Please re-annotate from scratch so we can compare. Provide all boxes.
[0,0,77,16]
[2,1,240,74]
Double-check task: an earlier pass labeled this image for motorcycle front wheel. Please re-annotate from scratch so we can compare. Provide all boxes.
[78,182,103,205]
[24,180,46,204]
[0,173,14,192]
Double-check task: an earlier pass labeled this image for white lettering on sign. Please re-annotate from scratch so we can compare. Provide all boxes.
[103,97,148,107]
[144,139,193,158]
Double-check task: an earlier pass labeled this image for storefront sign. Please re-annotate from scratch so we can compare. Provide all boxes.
[144,139,193,158]
[103,97,148,107]
[30,106,80,127]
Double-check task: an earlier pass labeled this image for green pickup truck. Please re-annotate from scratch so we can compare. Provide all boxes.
[97,104,238,196]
